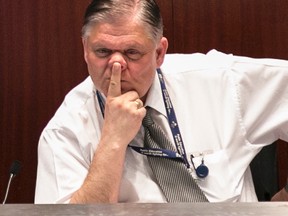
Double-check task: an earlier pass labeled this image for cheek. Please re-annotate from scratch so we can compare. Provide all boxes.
[132,62,156,97]
[131,60,154,81]
[137,55,157,79]
[86,56,110,93]
[86,52,109,75]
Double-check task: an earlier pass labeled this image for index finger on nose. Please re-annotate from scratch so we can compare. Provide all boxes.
[107,62,121,97]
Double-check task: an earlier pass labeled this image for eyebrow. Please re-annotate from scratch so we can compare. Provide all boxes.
[90,40,148,50]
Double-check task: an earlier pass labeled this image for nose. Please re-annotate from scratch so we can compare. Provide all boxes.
[109,51,127,71]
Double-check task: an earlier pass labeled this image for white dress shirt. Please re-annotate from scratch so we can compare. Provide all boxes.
[35,50,288,203]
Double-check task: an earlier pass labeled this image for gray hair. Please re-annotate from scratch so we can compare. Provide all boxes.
[82,0,163,43]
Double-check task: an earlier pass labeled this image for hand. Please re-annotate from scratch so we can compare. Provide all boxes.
[70,63,147,203]
[271,186,288,201]
[101,62,146,147]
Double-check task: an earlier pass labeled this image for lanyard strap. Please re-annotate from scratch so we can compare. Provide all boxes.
[96,69,190,168]
[156,68,190,168]
[96,90,105,117]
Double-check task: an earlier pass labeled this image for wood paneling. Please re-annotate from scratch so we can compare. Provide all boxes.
[156,0,174,52]
[0,0,287,203]
[171,0,288,59]
[0,0,90,203]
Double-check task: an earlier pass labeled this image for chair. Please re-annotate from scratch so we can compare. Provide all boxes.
[250,143,279,201]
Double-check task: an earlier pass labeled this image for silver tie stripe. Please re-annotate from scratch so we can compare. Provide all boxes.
[143,109,208,202]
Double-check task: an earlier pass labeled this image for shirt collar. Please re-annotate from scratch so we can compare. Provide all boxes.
[144,70,167,118]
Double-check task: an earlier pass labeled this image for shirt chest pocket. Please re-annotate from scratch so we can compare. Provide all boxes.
[193,149,242,202]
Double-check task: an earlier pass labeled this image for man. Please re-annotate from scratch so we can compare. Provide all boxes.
[35,0,288,203]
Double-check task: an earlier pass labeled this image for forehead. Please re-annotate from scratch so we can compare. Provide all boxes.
[86,21,155,49]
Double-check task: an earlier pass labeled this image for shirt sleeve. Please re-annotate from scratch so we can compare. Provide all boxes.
[34,78,101,204]
[34,126,91,204]
[230,55,288,144]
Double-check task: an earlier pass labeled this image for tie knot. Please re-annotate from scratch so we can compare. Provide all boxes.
[142,108,154,127]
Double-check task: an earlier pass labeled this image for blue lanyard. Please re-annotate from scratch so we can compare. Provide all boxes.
[96,69,190,169]
[96,90,105,117]
[156,68,190,168]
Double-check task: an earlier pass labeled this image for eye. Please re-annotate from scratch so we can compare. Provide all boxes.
[94,48,112,58]
[124,49,143,61]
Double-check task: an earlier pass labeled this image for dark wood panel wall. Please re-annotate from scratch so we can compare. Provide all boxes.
[0,0,287,203]
[0,0,91,203]
[171,0,288,59]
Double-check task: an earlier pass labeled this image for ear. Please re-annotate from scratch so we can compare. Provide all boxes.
[82,37,89,64]
[155,37,168,67]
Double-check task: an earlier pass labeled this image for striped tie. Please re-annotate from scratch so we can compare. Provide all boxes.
[143,109,208,202]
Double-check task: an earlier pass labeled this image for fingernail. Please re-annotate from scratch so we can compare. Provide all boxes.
[113,62,121,70]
